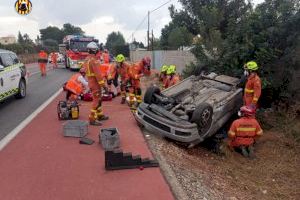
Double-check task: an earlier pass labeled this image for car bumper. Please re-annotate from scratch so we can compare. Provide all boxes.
[70,61,84,69]
[135,103,200,143]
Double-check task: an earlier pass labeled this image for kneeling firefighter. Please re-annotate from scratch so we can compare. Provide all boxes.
[83,42,109,126]
[228,106,263,158]
[64,68,89,101]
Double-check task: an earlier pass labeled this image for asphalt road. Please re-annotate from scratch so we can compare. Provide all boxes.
[0,63,74,140]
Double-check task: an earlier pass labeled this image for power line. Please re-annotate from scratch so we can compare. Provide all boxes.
[150,0,173,13]
[128,0,174,43]
[127,14,148,42]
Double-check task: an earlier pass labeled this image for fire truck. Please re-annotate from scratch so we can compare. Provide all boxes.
[60,35,99,70]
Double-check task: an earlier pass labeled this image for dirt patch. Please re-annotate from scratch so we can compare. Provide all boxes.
[141,76,300,200]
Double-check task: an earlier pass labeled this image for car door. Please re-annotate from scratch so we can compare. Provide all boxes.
[0,53,15,96]
[0,53,7,101]
[9,53,22,89]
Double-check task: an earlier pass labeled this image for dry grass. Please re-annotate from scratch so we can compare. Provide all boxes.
[18,53,39,64]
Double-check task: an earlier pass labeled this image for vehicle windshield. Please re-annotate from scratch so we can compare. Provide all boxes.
[69,41,90,52]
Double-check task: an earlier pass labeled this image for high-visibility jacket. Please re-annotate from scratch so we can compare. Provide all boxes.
[102,52,110,64]
[165,74,180,88]
[127,61,150,81]
[83,55,104,86]
[99,63,110,79]
[38,51,48,63]
[228,117,263,147]
[244,73,261,106]
[111,62,130,82]
[65,73,83,95]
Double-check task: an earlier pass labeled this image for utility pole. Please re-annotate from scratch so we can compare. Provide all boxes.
[147,11,150,50]
[151,30,154,51]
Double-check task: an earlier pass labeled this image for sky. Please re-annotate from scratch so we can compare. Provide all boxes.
[0,0,265,44]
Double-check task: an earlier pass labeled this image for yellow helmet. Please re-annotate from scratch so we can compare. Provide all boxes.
[245,61,258,71]
[167,65,176,75]
[115,54,125,63]
[161,65,169,72]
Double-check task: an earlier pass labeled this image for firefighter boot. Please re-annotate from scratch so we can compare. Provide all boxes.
[135,95,142,107]
[89,110,102,126]
[247,145,255,159]
[128,93,136,110]
[120,91,126,104]
[96,107,109,121]
[240,146,249,157]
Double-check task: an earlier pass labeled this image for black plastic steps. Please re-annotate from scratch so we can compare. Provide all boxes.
[105,149,159,170]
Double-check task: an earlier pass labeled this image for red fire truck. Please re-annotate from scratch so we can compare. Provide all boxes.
[61,35,100,70]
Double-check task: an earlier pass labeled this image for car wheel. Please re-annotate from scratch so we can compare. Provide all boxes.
[15,79,26,99]
[65,57,69,68]
[191,103,213,132]
[144,86,161,104]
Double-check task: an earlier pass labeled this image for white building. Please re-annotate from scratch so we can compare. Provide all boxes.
[0,35,17,45]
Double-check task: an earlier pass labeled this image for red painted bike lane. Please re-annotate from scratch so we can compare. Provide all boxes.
[0,93,174,200]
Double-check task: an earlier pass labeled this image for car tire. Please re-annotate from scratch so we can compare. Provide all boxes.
[15,79,26,99]
[144,86,161,104]
[65,57,69,68]
[191,103,213,130]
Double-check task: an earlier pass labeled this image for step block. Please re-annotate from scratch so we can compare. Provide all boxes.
[105,149,159,170]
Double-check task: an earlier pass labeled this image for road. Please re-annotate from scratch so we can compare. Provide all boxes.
[0,63,74,140]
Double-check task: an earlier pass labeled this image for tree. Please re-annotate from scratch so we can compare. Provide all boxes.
[23,33,34,45]
[167,26,193,49]
[173,0,300,102]
[105,31,126,56]
[39,26,64,43]
[61,23,84,36]
[18,31,24,44]
[39,23,84,44]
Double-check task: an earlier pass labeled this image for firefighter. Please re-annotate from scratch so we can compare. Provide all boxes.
[64,68,89,101]
[127,56,151,108]
[38,50,48,76]
[165,65,180,89]
[102,49,110,64]
[51,52,58,68]
[113,54,131,104]
[243,61,261,110]
[159,65,169,89]
[228,106,263,158]
[82,42,109,126]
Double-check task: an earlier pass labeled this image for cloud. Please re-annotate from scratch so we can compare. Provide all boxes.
[0,0,179,43]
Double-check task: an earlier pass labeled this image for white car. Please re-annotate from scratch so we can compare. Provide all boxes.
[0,49,28,102]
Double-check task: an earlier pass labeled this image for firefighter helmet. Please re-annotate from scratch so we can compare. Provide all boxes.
[87,42,99,51]
[166,65,176,75]
[245,61,258,71]
[115,54,125,63]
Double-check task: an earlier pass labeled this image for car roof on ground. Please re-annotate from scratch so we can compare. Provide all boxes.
[0,49,14,54]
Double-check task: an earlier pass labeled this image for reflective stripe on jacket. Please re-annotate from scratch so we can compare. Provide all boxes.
[244,74,261,105]
[228,117,263,147]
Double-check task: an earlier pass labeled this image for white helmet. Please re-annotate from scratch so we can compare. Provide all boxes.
[87,42,99,51]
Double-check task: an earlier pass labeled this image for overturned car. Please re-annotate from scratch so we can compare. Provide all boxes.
[135,73,243,147]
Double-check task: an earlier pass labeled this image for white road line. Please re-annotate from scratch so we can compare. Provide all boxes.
[0,88,63,151]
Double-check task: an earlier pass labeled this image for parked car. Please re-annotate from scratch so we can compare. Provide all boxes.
[135,73,243,147]
[0,49,27,102]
